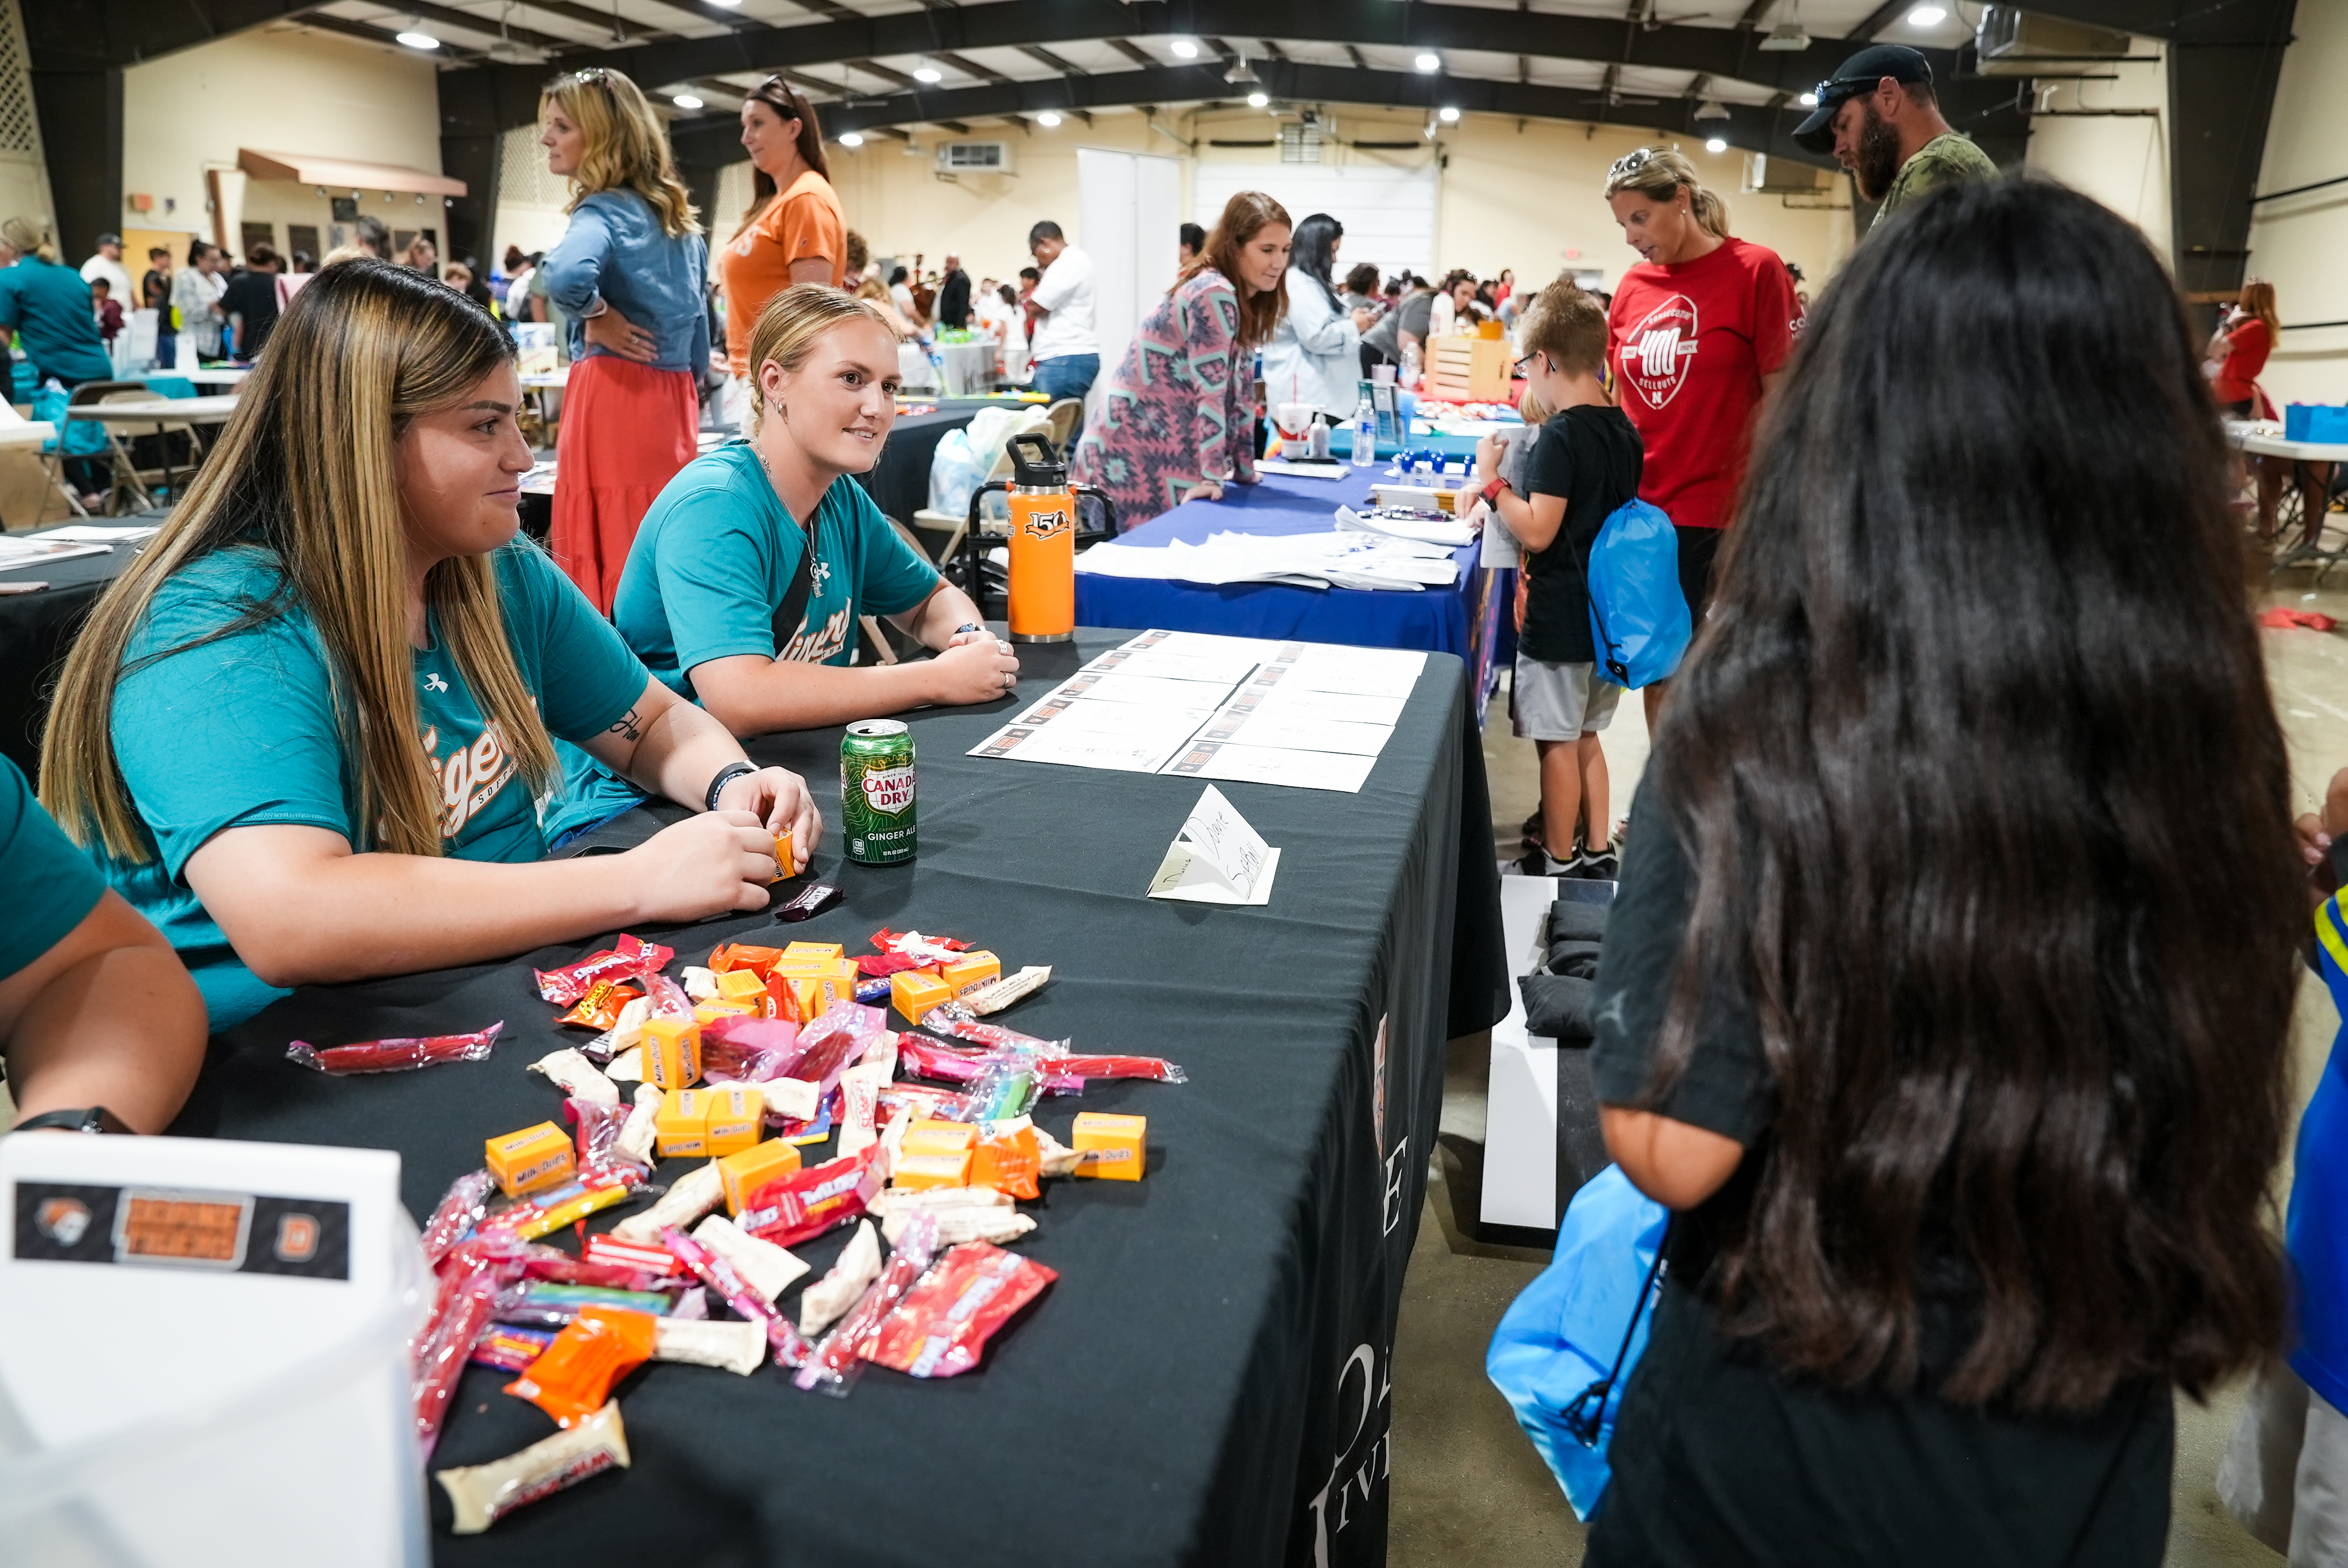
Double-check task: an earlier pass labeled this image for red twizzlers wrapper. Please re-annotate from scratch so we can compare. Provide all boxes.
[739,1147,882,1249]
[287,1022,503,1076]
[534,934,674,1006]
[865,1241,1058,1379]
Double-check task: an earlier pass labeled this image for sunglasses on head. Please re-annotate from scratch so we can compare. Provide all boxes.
[1606,147,1656,182]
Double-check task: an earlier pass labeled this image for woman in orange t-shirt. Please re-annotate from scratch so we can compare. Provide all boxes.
[718,79,846,429]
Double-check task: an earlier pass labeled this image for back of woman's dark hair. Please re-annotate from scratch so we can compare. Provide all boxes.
[1345,262,1379,297]
[1290,212,1342,307]
[1645,176,2299,1414]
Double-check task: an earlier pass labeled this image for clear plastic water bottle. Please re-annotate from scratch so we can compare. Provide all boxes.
[1351,391,1376,467]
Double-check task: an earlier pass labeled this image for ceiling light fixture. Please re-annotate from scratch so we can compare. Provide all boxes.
[840,131,864,146]
[672,93,704,109]
[913,60,944,84]
[1438,105,1459,122]
[1247,91,1269,107]
[394,28,441,49]
[1695,97,1728,120]
[1414,51,1440,73]
[1171,38,1199,59]
[1705,136,1728,153]
[1038,110,1063,126]
[1906,3,1945,22]
[1757,0,1808,50]
[1224,55,1259,85]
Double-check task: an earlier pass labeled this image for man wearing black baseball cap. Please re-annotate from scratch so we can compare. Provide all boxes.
[1793,44,1997,228]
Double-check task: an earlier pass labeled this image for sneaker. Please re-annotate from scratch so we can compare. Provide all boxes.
[1572,848,1620,880]
[1520,812,1584,860]
[1511,847,1578,878]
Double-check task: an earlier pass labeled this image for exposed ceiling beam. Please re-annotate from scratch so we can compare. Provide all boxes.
[1106,37,1156,68]
[1258,40,1286,60]
[1735,0,1776,25]
[685,74,751,101]
[789,0,861,17]
[848,56,920,87]
[1842,0,1910,44]
[1018,43,1087,75]
[296,11,492,62]
[1345,44,1367,69]
[514,0,675,43]
[394,1,572,53]
[670,57,1965,172]
[934,117,970,131]
[935,48,1016,82]
[626,0,769,29]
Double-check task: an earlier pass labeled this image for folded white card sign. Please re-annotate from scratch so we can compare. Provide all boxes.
[1147,785,1279,905]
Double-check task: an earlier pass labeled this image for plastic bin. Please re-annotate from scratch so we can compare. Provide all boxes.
[2283,404,2348,443]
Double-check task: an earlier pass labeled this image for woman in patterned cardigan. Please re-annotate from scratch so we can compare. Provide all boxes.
[1070,192,1293,530]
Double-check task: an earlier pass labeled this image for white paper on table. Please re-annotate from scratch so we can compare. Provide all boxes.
[1246,686,1409,726]
[1162,741,1379,793]
[1335,504,1476,549]
[967,723,1190,773]
[1012,694,1216,740]
[1176,783,1272,896]
[1148,843,1281,904]
[1083,646,1264,685]
[1123,630,1285,661]
[1253,458,1350,479]
[39,524,161,543]
[1249,647,1427,700]
[1046,670,1243,708]
[1224,711,1394,756]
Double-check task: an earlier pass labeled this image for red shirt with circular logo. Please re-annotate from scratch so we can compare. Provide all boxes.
[1606,236,1803,530]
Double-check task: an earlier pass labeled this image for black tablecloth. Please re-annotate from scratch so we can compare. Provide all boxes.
[0,535,138,778]
[171,628,1507,1566]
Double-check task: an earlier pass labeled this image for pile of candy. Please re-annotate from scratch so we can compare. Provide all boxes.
[304,925,1183,1535]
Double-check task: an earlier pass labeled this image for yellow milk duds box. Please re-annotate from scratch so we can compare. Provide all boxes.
[782,941,844,960]
[704,1086,764,1156]
[938,950,1002,998]
[719,1137,802,1214]
[1071,1112,1147,1182]
[654,1089,717,1158]
[892,1151,974,1191]
[714,968,768,1004]
[891,969,952,1024]
[486,1122,575,1198]
[643,1015,702,1090]
[902,1118,979,1157]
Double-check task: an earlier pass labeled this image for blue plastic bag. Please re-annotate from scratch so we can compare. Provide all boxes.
[31,379,109,457]
[1587,498,1691,689]
[1485,1164,1669,1519]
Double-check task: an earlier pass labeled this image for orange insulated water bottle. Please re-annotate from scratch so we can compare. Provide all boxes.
[962,433,1115,645]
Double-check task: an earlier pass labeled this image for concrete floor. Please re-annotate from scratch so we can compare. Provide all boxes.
[1386,550,2348,1567]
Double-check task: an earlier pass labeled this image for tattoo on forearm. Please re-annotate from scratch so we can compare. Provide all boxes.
[606,707,644,742]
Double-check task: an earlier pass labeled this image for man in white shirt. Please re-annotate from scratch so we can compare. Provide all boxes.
[78,233,132,302]
[1026,220,1099,401]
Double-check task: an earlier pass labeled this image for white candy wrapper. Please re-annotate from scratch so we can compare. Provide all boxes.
[611,1160,724,1245]
[584,997,652,1063]
[691,1213,809,1303]
[883,1206,1036,1248]
[436,1399,630,1535]
[605,1044,646,1082]
[652,1316,763,1376]
[682,966,720,1001]
[615,1083,660,1167]
[835,1062,887,1160]
[961,964,1051,1015]
[1034,1125,1083,1179]
[799,1218,882,1335]
[872,1185,1012,1218]
[531,1047,620,1110]
[762,1077,820,1125]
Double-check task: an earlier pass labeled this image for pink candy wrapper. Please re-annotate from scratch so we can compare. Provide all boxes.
[660,1225,809,1368]
[795,1210,936,1397]
[287,1022,503,1076]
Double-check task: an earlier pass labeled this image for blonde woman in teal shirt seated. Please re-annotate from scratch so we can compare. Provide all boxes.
[39,260,819,1029]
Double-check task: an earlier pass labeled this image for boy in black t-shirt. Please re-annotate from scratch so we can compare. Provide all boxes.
[1474,281,1644,878]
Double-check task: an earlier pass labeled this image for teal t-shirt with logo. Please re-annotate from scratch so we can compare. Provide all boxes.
[107,538,650,1028]
[553,441,941,836]
[0,754,106,983]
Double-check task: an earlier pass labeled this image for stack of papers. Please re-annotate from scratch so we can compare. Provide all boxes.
[0,536,109,572]
[38,524,160,543]
[1334,505,1477,549]
[969,630,1425,792]
[1074,530,1460,592]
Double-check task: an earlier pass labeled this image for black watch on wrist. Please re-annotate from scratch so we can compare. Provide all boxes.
[12,1106,130,1134]
[704,761,758,812]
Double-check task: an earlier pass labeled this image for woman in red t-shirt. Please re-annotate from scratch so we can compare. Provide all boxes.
[2207,278,2278,417]
[1601,146,1802,718]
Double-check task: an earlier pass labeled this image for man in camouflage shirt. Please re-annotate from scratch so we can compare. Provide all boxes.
[1794,45,1999,229]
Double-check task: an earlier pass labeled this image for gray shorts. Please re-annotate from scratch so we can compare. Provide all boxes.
[1511,654,1623,741]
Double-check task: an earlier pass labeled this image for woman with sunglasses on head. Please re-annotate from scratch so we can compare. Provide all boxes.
[39,261,818,1031]
[1069,191,1293,531]
[1585,178,2297,1567]
[1602,146,1801,724]
[719,79,847,430]
[537,67,712,614]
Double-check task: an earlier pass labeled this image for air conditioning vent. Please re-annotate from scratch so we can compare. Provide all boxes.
[1279,121,1322,164]
[1974,6,2133,75]
[935,140,1013,173]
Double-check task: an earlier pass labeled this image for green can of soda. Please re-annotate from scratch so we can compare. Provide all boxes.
[841,720,917,865]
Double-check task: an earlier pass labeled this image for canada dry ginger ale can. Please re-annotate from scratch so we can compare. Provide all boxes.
[841,720,916,865]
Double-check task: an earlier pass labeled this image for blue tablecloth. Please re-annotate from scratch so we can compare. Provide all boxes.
[1074,468,1484,656]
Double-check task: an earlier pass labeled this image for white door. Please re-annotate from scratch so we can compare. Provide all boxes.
[1191,162,1440,283]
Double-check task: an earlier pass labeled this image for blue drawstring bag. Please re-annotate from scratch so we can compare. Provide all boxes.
[1485,1164,1669,1519]
[31,379,109,457]
[1586,498,1691,689]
